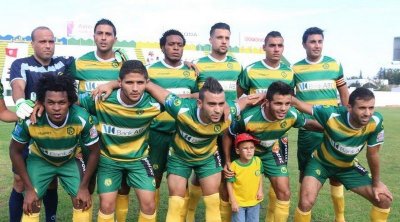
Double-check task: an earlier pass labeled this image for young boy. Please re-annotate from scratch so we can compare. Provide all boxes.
[227,133,264,222]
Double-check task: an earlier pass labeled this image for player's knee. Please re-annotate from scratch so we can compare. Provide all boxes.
[298,195,316,212]
[140,199,156,214]
[276,189,291,201]
[374,194,392,209]
[100,199,116,214]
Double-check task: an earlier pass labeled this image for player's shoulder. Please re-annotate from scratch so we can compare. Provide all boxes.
[11,56,34,66]
[53,55,74,64]
[70,104,91,119]
[77,51,95,61]
[371,112,384,124]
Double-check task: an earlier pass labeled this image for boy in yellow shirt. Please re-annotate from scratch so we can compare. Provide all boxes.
[227,133,264,222]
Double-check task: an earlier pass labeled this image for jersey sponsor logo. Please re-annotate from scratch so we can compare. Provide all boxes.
[167,88,191,95]
[67,127,75,135]
[179,129,208,144]
[354,162,368,176]
[40,146,75,157]
[214,124,222,133]
[255,88,268,94]
[260,139,276,149]
[84,81,108,91]
[104,178,112,187]
[89,126,98,139]
[272,151,285,166]
[377,130,384,142]
[218,81,236,91]
[297,80,336,92]
[102,124,147,137]
[328,138,364,155]
[76,155,86,173]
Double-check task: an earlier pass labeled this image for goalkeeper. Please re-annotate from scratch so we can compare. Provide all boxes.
[9,26,74,222]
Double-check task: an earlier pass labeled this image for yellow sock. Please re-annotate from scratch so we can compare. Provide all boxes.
[180,189,190,222]
[97,211,114,222]
[72,208,89,222]
[330,185,345,222]
[166,196,185,222]
[115,194,129,222]
[186,183,202,222]
[203,193,221,222]
[220,200,231,222]
[155,188,160,211]
[138,210,157,222]
[265,186,277,222]
[274,200,290,222]
[294,207,311,222]
[370,206,390,222]
[21,213,40,222]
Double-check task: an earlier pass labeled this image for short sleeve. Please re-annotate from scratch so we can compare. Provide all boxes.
[164,93,184,118]
[79,92,96,115]
[11,120,30,144]
[367,114,384,147]
[80,115,99,146]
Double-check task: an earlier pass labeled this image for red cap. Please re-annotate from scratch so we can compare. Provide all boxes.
[235,133,259,148]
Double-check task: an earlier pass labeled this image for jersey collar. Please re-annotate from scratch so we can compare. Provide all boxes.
[117,89,143,107]
[46,111,69,128]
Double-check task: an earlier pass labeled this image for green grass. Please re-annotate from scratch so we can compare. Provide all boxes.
[0,107,399,221]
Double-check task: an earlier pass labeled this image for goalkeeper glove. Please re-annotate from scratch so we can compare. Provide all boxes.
[15,98,35,119]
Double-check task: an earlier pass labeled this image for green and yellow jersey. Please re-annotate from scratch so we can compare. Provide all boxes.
[164,93,239,162]
[11,105,99,166]
[231,105,306,155]
[292,56,346,106]
[194,55,242,101]
[71,51,122,94]
[238,60,294,95]
[148,60,198,133]
[79,90,162,161]
[312,105,384,168]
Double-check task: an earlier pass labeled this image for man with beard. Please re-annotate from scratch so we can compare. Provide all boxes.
[9,26,74,222]
[188,22,243,222]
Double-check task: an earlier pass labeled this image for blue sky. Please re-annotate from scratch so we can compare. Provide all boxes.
[2,0,399,77]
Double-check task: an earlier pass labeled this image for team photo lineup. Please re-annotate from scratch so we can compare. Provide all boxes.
[1,18,393,222]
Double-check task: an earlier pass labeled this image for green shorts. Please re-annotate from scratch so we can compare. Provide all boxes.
[27,154,84,199]
[148,129,173,177]
[297,130,323,171]
[97,155,156,194]
[167,150,222,179]
[257,148,288,178]
[304,157,372,190]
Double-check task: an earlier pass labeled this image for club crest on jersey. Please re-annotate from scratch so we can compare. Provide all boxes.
[281,71,287,78]
[230,107,237,115]
[214,124,222,132]
[174,98,182,106]
[112,61,119,68]
[136,109,144,115]
[315,169,321,175]
[88,116,94,124]
[104,178,112,187]
[67,127,75,135]
[57,71,64,76]
[322,63,329,69]
[255,169,261,176]
[280,121,287,128]
[183,70,190,78]
[227,62,233,69]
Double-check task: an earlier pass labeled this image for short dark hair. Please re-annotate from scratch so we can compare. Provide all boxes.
[159,29,186,48]
[302,27,324,44]
[264,31,282,43]
[210,22,230,36]
[94,18,116,36]
[119,60,148,80]
[266,81,293,101]
[199,77,224,100]
[349,87,375,107]
[36,74,77,105]
[31,26,53,41]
